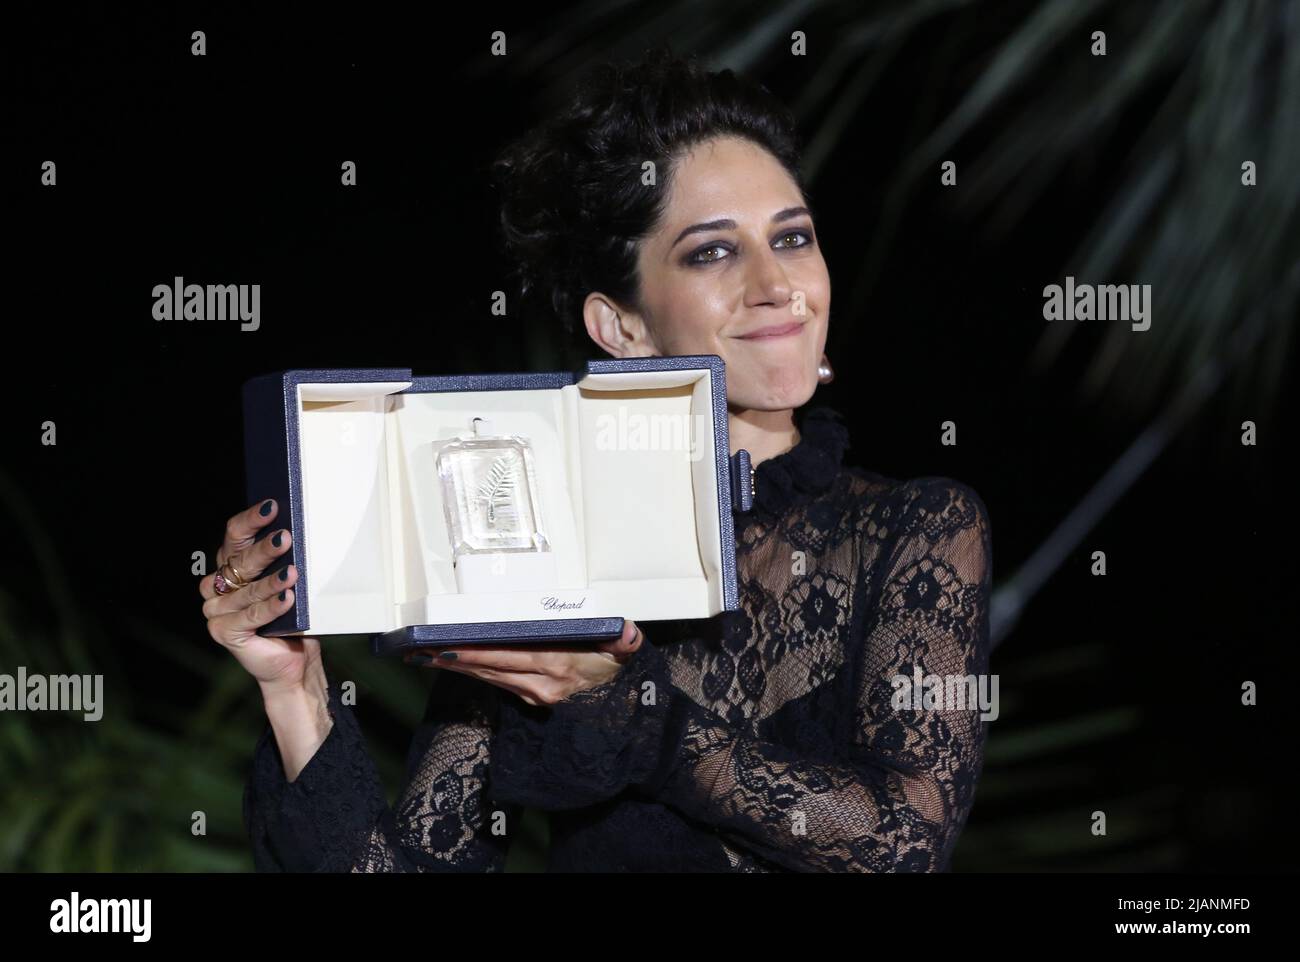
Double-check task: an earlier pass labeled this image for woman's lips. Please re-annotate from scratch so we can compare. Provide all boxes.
[736,321,804,339]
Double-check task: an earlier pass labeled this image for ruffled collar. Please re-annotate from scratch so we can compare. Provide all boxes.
[745,404,851,519]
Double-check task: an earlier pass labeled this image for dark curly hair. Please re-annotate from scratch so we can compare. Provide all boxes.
[490,44,809,345]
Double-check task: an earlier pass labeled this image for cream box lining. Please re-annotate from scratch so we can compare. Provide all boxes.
[292,368,725,634]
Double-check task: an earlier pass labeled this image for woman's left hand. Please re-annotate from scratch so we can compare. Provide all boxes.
[403,619,644,707]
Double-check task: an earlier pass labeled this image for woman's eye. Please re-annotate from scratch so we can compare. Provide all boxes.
[689,244,730,264]
[775,230,812,248]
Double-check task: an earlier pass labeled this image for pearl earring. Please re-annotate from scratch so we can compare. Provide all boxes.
[817,353,834,385]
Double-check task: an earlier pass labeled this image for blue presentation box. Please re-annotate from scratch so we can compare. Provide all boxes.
[241,355,753,657]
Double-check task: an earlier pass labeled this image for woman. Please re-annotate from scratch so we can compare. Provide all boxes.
[209,47,993,872]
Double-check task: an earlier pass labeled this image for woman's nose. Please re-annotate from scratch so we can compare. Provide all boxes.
[744,248,793,307]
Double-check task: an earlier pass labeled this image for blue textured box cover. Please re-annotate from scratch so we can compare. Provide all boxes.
[241,356,749,657]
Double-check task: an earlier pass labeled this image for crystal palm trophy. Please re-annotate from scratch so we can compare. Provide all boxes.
[436,417,551,563]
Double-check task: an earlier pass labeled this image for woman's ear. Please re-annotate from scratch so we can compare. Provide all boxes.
[583,292,660,358]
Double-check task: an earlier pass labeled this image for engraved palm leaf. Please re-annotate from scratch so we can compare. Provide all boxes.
[475,452,519,525]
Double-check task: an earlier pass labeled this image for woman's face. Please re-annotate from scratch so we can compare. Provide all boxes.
[584,135,830,412]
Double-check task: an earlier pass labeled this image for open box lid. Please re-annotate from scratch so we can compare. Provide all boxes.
[242,356,752,645]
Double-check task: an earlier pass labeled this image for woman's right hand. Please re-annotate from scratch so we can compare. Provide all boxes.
[201,497,319,698]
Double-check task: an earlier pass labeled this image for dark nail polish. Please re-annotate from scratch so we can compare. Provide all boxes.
[439,651,458,661]
[278,590,286,602]
[278,568,289,582]
[260,500,274,516]
[408,652,435,666]
[272,532,282,548]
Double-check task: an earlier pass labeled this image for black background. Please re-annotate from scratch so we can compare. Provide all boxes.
[4,0,1295,872]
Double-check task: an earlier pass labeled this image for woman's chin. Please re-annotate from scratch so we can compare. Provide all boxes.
[733,374,818,412]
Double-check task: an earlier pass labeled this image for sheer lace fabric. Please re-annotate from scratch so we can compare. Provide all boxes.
[244,405,993,872]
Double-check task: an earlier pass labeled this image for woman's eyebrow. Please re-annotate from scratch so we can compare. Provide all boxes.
[670,206,812,250]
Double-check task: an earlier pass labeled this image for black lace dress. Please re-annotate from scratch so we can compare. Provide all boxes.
[242,405,993,872]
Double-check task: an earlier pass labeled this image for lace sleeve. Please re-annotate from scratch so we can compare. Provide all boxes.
[243,666,521,872]
[489,477,992,872]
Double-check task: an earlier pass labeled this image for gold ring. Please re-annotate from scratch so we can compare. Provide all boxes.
[222,559,251,589]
